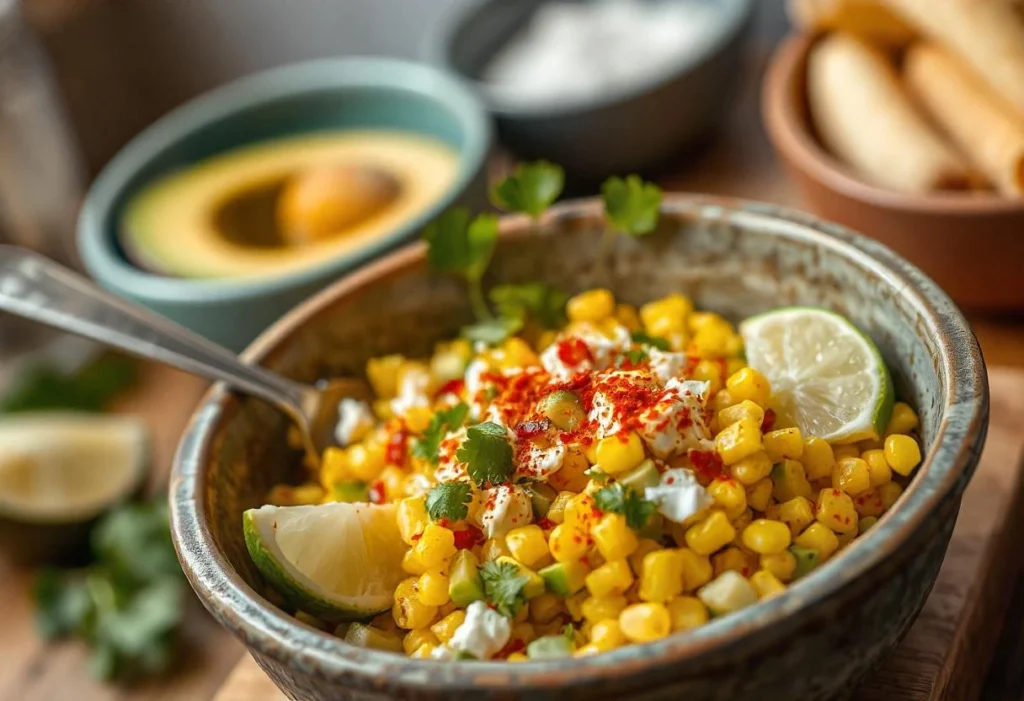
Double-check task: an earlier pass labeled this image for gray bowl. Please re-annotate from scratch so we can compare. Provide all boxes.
[426,0,753,180]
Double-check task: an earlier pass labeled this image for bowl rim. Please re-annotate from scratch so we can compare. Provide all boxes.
[171,194,988,692]
[424,0,754,118]
[77,56,492,304]
[762,32,1024,216]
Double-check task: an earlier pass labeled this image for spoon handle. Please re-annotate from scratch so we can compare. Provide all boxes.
[0,245,311,420]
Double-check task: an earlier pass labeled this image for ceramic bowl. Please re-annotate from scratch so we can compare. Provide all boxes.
[78,57,492,352]
[762,33,1024,311]
[425,0,753,180]
[171,195,988,701]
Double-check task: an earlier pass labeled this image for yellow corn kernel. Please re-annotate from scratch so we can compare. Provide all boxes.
[763,428,804,463]
[862,449,893,487]
[771,459,813,502]
[582,594,628,623]
[628,538,663,576]
[852,488,885,517]
[585,560,635,598]
[565,591,589,621]
[815,488,859,534]
[712,546,758,577]
[619,603,672,643]
[590,619,625,651]
[403,628,439,655]
[859,516,879,534]
[549,447,590,492]
[564,493,599,531]
[501,337,539,370]
[800,437,836,481]
[691,318,734,358]
[529,593,562,624]
[857,437,883,452]
[392,578,438,630]
[685,511,737,556]
[638,549,684,603]
[414,523,457,569]
[730,451,774,486]
[546,491,575,525]
[320,447,351,487]
[504,651,528,662]
[567,289,615,323]
[403,406,434,434]
[595,432,645,475]
[717,400,765,431]
[410,643,436,659]
[510,621,536,646]
[878,481,904,511]
[833,444,860,461]
[480,536,512,562]
[741,519,793,555]
[745,478,774,512]
[760,551,797,582]
[591,512,640,561]
[640,294,692,337]
[401,549,429,576]
[708,478,748,519]
[417,569,450,607]
[549,524,589,563]
[667,596,709,631]
[777,497,815,537]
[377,466,405,501]
[678,548,714,591]
[725,367,771,407]
[795,523,840,561]
[513,604,531,624]
[347,442,387,481]
[505,525,549,568]
[750,570,786,599]
[730,507,753,535]
[884,434,922,476]
[836,528,857,550]
[692,360,724,396]
[710,389,738,416]
[833,457,871,496]
[715,418,763,466]
[886,402,919,436]
[615,304,642,331]
[366,354,404,398]
[430,610,466,644]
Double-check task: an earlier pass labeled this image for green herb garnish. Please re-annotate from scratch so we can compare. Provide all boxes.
[462,317,525,346]
[479,560,530,617]
[602,175,663,237]
[457,422,514,488]
[630,331,670,351]
[1,353,137,414]
[584,467,611,483]
[489,160,565,221]
[463,283,570,346]
[426,481,474,522]
[410,402,469,464]
[594,482,658,531]
[423,208,499,322]
[621,348,649,366]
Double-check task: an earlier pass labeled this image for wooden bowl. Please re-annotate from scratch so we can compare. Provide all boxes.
[170,196,988,701]
[762,33,1024,311]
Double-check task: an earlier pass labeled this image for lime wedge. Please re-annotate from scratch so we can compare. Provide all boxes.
[244,502,406,621]
[739,308,894,443]
[0,413,148,523]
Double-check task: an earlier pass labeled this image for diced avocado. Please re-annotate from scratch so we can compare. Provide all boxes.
[618,459,660,492]
[538,390,584,431]
[496,556,545,598]
[527,635,574,659]
[790,545,819,579]
[454,650,477,660]
[525,482,558,519]
[344,623,404,653]
[331,480,370,503]
[449,550,486,607]
[539,560,590,597]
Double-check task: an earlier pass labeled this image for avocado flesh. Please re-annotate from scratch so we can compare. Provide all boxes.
[448,550,485,607]
[539,560,589,597]
[527,635,573,659]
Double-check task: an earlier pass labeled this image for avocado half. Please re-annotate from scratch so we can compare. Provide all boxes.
[119,130,459,279]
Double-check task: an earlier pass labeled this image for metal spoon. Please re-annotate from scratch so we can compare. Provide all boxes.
[0,245,369,466]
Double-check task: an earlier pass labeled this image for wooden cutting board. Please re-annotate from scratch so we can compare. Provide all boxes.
[214,367,1024,701]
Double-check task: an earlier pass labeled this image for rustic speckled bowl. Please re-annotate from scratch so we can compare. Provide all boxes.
[171,196,988,701]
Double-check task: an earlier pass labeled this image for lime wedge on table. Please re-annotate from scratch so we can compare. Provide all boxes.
[0,413,147,522]
[739,308,894,443]
[244,502,405,621]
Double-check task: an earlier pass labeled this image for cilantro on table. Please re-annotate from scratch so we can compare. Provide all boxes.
[601,175,664,237]
[630,331,670,351]
[489,160,565,220]
[422,208,499,322]
[594,482,658,531]
[0,353,137,413]
[456,422,514,488]
[425,481,473,522]
[410,402,469,464]
[479,560,530,617]
[34,500,186,682]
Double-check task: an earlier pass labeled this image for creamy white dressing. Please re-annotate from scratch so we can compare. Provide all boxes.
[334,398,375,447]
[637,378,712,459]
[390,366,431,417]
[478,484,533,539]
[645,468,713,523]
[448,601,512,660]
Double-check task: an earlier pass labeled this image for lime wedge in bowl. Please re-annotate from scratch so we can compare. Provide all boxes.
[739,308,894,443]
[244,502,406,622]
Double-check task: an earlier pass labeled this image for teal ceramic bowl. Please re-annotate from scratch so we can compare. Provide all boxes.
[78,58,492,351]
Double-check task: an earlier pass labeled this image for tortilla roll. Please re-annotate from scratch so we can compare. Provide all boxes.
[806,34,974,193]
[880,0,1024,116]
[904,44,1024,196]
[787,0,916,45]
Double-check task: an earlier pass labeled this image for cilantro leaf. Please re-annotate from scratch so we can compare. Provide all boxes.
[490,283,569,330]
[620,348,649,366]
[457,422,514,488]
[422,209,499,321]
[601,175,663,236]
[489,161,565,219]
[411,403,469,464]
[584,467,611,484]
[630,331,670,351]
[594,482,658,531]
[462,315,524,346]
[426,481,473,522]
[479,560,530,617]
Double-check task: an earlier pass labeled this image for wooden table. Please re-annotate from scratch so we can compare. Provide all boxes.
[3,3,1023,700]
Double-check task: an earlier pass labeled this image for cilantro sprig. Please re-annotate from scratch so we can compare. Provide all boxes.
[630,331,670,351]
[457,422,514,488]
[490,160,565,221]
[479,560,530,617]
[411,402,469,464]
[423,208,499,322]
[594,482,658,531]
[426,481,473,522]
[602,175,663,237]
[463,283,570,345]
